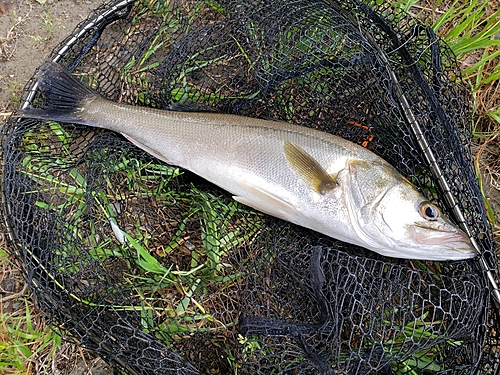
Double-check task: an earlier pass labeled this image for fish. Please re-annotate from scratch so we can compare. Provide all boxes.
[16,62,476,260]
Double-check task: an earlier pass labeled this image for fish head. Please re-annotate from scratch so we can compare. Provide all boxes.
[345,160,477,260]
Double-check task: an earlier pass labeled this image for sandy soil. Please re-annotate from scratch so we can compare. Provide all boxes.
[0,0,107,118]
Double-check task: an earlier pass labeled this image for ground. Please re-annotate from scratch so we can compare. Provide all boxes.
[0,0,109,118]
[1,1,112,374]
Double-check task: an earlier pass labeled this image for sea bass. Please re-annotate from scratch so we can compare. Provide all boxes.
[18,62,476,260]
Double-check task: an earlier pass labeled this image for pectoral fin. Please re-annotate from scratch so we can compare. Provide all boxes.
[283,141,337,194]
[234,181,297,222]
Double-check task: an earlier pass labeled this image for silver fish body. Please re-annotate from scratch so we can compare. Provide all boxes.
[19,62,476,260]
[85,98,376,243]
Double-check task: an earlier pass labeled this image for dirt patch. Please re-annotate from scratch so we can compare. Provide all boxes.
[0,0,107,119]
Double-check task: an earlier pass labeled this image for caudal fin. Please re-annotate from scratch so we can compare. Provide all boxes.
[16,62,98,125]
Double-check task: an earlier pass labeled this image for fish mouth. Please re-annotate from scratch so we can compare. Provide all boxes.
[410,225,477,257]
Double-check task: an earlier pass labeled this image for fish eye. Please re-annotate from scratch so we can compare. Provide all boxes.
[419,202,440,221]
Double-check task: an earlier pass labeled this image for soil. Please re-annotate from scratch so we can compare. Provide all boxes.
[0,0,107,118]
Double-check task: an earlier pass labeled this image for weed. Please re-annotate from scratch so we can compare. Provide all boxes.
[423,0,500,223]
[238,334,262,361]
[121,0,260,107]
[0,249,62,372]
[388,315,462,374]
[28,11,56,47]
[39,11,55,35]
[5,80,23,105]
[19,119,264,348]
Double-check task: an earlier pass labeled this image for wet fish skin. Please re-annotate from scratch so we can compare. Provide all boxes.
[17,62,477,260]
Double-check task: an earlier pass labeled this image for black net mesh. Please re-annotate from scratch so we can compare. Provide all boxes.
[2,0,499,374]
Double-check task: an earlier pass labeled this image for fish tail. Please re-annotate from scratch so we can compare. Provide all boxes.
[16,62,98,125]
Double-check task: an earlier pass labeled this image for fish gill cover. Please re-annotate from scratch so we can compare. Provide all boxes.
[1,0,499,374]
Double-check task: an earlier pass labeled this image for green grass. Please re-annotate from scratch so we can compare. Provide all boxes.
[0,249,62,374]
[0,301,61,372]
[18,120,264,349]
[402,0,500,124]
[430,0,500,228]
[5,80,24,106]
[28,11,56,47]
[121,0,261,107]
[430,0,500,227]
[386,312,463,375]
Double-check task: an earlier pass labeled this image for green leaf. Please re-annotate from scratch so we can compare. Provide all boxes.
[121,230,172,275]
